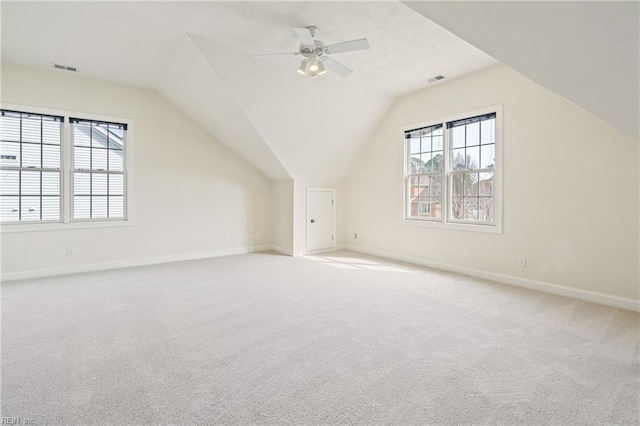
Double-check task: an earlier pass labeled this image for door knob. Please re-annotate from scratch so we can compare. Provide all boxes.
[310,219,315,223]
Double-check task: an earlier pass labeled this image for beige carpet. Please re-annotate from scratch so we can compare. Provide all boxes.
[2,251,639,425]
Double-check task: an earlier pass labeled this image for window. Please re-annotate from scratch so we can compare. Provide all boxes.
[0,110,63,223]
[0,106,131,230]
[71,119,126,220]
[404,107,501,231]
[406,124,443,220]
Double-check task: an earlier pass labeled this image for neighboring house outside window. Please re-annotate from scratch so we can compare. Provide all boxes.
[0,106,132,231]
[404,106,501,233]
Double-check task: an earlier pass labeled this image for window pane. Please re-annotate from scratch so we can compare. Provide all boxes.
[429,175,441,197]
[108,128,124,149]
[433,126,443,136]
[74,173,90,195]
[431,152,443,172]
[430,197,441,219]
[463,173,479,196]
[451,197,464,220]
[421,152,432,172]
[74,147,91,170]
[109,174,124,195]
[108,149,124,172]
[410,154,421,173]
[109,196,124,218]
[465,146,480,169]
[418,175,429,197]
[93,148,107,170]
[1,196,19,221]
[421,137,431,153]
[42,197,60,221]
[73,124,91,147]
[0,142,20,167]
[21,171,40,195]
[451,174,464,197]
[480,144,495,169]
[409,138,420,154]
[408,177,419,208]
[92,173,107,195]
[481,118,495,144]
[0,117,20,142]
[464,198,479,221]
[74,196,90,219]
[0,170,19,195]
[417,196,429,216]
[42,121,61,145]
[22,119,41,143]
[452,148,466,170]
[91,125,108,149]
[42,172,60,195]
[452,126,465,148]
[479,197,494,222]
[21,143,41,168]
[21,196,40,221]
[42,144,61,169]
[479,172,494,196]
[430,135,441,151]
[409,196,419,217]
[466,122,480,146]
[92,196,107,218]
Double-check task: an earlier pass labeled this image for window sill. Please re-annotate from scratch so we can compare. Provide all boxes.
[1,220,133,234]
[403,218,502,234]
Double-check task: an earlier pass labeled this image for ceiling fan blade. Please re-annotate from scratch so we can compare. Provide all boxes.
[324,57,353,78]
[325,38,370,55]
[253,52,299,58]
[293,27,316,47]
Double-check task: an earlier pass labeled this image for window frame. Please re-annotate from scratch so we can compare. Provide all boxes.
[0,103,134,233]
[402,105,502,234]
[0,109,64,225]
[70,118,128,223]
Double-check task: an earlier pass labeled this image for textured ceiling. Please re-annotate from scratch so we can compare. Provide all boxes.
[1,1,498,179]
[404,1,640,141]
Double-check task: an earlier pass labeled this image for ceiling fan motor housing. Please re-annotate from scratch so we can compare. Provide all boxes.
[299,40,326,59]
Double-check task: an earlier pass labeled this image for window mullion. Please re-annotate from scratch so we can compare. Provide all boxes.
[63,119,71,224]
[443,119,450,224]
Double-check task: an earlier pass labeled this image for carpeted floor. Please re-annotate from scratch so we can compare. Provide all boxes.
[1,250,639,425]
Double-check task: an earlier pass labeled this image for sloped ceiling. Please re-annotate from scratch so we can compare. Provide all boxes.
[404,1,640,141]
[1,2,498,179]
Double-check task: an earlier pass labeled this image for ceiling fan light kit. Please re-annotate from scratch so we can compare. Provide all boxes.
[255,26,370,79]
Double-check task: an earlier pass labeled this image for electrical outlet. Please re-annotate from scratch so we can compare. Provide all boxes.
[518,256,527,267]
[66,248,74,257]
[354,233,358,239]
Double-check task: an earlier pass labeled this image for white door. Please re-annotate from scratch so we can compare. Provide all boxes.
[307,188,335,252]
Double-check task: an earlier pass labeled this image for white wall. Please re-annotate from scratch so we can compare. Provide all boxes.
[293,178,346,256]
[272,179,294,255]
[0,64,273,278]
[346,64,639,301]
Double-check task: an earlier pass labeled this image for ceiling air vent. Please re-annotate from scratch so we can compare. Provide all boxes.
[53,63,78,72]
[427,75,445,83]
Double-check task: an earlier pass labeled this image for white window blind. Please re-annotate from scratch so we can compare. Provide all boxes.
[0,109,63,223]
[71,118,127,220]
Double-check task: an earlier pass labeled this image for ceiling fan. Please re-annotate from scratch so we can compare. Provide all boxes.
[254,26,370,78]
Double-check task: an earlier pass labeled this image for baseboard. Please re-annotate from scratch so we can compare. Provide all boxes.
[1,245,273,282]
[345,244,640,313]
[271,245,293,256]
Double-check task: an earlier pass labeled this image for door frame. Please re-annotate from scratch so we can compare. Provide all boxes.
[306,187,336,254]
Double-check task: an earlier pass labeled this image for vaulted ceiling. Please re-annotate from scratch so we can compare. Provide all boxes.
[3,1,636,181]
[404,1,639,141]
[1,1,497,180]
